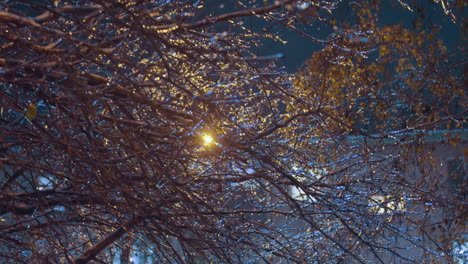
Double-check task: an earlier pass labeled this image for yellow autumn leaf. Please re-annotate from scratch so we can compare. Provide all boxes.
[25,103,37,121]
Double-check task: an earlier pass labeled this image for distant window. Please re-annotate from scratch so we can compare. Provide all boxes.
[290,185,312,201]
[368,195,405,214]
[289,167,325,202]
[37,175,55,190]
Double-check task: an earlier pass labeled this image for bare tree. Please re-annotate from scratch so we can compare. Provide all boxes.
[0,0,465,263]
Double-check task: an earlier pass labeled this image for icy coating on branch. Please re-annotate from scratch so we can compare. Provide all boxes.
[0,0,466,263]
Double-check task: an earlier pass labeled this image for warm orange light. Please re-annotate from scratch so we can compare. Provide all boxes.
[202,134,214,146]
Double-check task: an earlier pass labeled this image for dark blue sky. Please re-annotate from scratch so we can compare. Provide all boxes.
[202,0,464,72]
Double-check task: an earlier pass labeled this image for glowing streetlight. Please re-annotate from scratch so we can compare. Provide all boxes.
[202,134,214,146]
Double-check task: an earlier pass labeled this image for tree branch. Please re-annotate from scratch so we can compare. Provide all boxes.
[152,0,297,31]
[74,216,142,264]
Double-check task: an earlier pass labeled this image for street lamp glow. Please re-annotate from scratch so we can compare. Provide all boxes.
[202,134,214,146]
